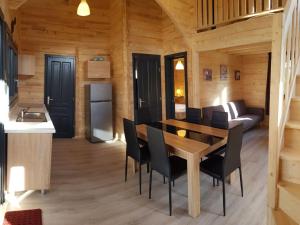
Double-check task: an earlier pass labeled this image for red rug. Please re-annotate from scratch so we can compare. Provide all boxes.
[3,209,42,225]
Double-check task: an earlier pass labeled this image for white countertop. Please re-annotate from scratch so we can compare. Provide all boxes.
[4,104,56,134]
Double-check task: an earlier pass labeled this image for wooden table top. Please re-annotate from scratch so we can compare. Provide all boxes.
[136,119,228,159]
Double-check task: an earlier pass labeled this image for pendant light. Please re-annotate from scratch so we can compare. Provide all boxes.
[77,0,90,16]
[175,60,184,70]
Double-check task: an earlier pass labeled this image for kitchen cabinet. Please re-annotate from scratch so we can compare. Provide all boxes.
[18,54,36,76]
[5,105,55,192]
[87,60,111,79]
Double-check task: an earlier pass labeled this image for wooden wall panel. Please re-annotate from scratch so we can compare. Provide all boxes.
[198,51,243,107]
[110,0,128,139]
[17,0,111,137]
[126,0,163,121]
[242,53,269,108]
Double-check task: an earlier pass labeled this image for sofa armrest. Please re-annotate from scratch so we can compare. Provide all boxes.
[246,107,265,121]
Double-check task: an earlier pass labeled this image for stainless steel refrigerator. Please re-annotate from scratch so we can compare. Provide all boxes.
[85,83,113,143]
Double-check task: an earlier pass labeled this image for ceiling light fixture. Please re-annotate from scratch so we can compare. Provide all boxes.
[175,60,184,70]
[77,0,90,16]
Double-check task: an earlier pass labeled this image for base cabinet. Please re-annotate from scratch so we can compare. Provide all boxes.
[7,133,52,192]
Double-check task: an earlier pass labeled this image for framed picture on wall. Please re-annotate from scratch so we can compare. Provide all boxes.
[220,64,228,80]
[235,70,241,80]
[203,68,212,81]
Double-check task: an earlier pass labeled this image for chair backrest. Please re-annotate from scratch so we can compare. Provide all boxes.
[135,107,152,125]
[147,126,170,177]
[223,123,243,176]
[186,108,202,124]
[123,118,140,160]
[211,111,229,129]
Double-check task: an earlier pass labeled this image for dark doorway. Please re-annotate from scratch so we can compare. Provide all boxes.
[45,55,75,138]
[165,52,188,120]
[133,53,162,124]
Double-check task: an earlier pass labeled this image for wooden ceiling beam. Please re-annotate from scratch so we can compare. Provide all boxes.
[8,0,29,10]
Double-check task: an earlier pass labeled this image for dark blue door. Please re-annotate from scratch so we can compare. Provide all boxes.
[45,55,75,138]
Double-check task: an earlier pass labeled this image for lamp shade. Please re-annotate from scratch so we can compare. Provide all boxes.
[175,60,184,70]
[77,0,90,16]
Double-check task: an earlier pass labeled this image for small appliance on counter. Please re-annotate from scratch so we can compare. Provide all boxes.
[85,83,113,143]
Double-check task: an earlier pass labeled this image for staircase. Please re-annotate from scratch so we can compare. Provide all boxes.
[272,80,300,224]
[269,0,300,224]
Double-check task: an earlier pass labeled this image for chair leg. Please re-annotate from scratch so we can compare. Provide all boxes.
[149,169,152,199]
[213,178,215,187]
[222,178,226,216]
[139,162,142,195]
[147,163,149,173]
[125,154,128,182]
[168,178,172,216]
[163,176,166,184]
[217,179,219,186]
[239,167,244,197]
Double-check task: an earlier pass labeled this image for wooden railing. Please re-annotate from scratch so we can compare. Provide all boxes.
[197,0,286,31]
[268,0,300,209]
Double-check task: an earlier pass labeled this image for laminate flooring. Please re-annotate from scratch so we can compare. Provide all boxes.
[7,128,268,225]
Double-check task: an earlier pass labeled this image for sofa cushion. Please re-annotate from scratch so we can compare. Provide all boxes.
[230,114,260,131]
[228,100,247,118]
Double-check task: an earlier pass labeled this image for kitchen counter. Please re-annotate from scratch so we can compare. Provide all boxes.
[4,104,56,134]
[5,103,55,193]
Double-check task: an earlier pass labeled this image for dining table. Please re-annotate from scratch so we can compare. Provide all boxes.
[136,119,228,218]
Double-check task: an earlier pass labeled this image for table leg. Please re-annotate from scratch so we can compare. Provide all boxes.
[227,170,237,184]
[187,153,200,218]
[129,158,136,174]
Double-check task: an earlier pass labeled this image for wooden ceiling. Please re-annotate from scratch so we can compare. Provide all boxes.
[10,0,110,10]
[217,42,272,55]
[8,0,28,9]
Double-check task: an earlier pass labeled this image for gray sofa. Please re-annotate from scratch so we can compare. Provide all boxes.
[202,100,264,132]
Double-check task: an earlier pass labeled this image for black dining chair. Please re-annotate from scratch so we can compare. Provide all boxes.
[186,108,202,124]
[211,111,229,129]
[147,126,187,216]
[206,111,229,157]
[123,118,150,195]
[200,123,244,216]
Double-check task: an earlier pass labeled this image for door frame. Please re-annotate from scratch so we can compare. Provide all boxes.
[44,54,76,138]
[132,53,162,123]
[164,52,188,119]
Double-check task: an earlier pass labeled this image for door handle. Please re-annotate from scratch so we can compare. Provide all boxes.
[139,98,145,108]
[47,96,53,105]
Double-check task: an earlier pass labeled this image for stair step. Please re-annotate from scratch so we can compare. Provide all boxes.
[280,148,300,184]
[296,76,300,96]
[278,181,300,224]
[284,128,300,149]
[291,97,300,101]
[290,98,300,121]
[273,209,298,225]
[286,120,300,129]
[281,148,300,161]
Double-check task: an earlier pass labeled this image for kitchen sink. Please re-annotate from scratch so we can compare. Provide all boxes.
[16,112,47,122]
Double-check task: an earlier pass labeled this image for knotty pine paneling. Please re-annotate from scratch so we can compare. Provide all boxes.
[110,0,128,139]
[126,0,163,123]
[17,0,111,137]
[242,53,269,109]
[198,51,243,108]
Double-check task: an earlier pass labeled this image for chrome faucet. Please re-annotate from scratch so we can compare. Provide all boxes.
[20,107,30,119]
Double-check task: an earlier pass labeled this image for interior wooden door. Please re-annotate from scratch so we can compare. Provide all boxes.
[133,53,162,124]
[45,55,75,138]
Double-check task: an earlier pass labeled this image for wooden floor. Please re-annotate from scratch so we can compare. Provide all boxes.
[7,128,268,225]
